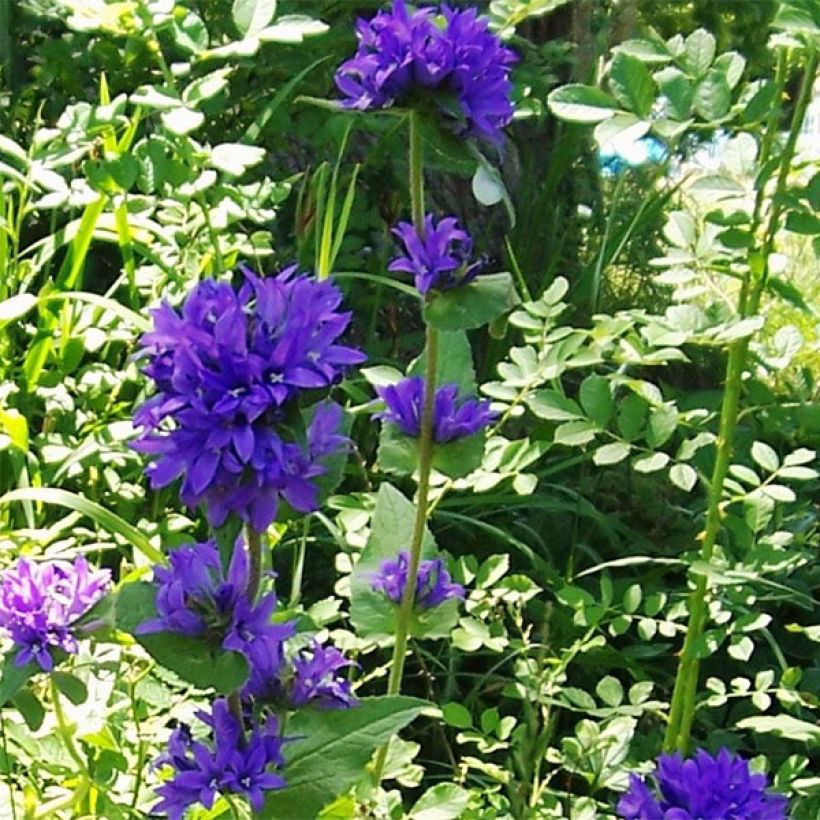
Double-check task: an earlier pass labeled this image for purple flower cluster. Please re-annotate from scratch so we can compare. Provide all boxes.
[154,699,286,819]
[370,550,464,610]
[242,638,357,711]
[390,214,483,295]
[335,1,517,144]
[618,749,788,820]
[133,267,364,531]
[0,557,110,671]
[377,376,495,443]
[138,541,294,674]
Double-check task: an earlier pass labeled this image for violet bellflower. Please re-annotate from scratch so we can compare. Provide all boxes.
[132,266,364,531]
[376,376,495,443]
[137,540,294,673]
[153,698,286,819]
[0,556,110,671]
[370,550,464,610]
[242,638,358,711]
[618,748,788,820]
[389,214,483,295]
[335,1,517,144]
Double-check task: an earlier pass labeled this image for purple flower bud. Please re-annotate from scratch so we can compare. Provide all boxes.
[376,376,495,443]
[389,214,483,295]
[153,698,286,819]
[618,749,788,820]
[370,550,464,610]
[0,557,110,671]
[335,1,517,144]
[138,541,294,670]
[290,641,358,709]
[132,266,365,531]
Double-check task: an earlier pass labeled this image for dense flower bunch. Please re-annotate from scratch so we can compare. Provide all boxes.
[370,550,464,610]
[335,0,516,143]
[618,749,788,820]
[0,557,110,671]
[138,541,294,672]
[133,267,364,531]
[377,376,495,443]
[154,699,286,819]
[390,214,483,295]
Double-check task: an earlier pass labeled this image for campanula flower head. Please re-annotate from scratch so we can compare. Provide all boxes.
[335,1,517,144]
[153,698,286,819]
[138,540,294,672]
[242,638,358,711]
[0,557,110,671]
[133,266,364,531]
[377,376,495,443]
[370,550,464,610]
[618,748,788,820]
[389,214,483,295]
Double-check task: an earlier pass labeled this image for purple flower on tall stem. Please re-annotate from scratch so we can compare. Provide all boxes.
[138,541,294,666]
[153,698,286,819]
[0,557,110,671]
[618,749,788,820]
[370,550,464,610]
[133,266,364,531]
[335,1,517,144]
[377,376,495,443]
[389,214,483,295]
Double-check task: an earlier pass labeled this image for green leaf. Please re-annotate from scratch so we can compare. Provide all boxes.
[209,143,266,177]
[669,463,697,492]
[378,422,484,480]
[410,783,470,819]
[0,293,37,327]
[409,330,475,394]
[579,374,614,426]
[547,84,620,123]
[646,404,678,448]
[442,702,472,729]
[0,488,163,563]
[0,654,40,707]
[737,715,820,745]
[116,583,248,693]
[424,273,520,332]
[654,67,693,119]
[632,452,670,473]
[232,0,277,36]
[554,420,597,446]
[258,15,327,43]
[596,675,624,707]
[609,52,655,118]
[683,29,716,77]
[751,441,779,472]
[264,696,429,819]
[693,70,731,120]
[161,107,205,136]
[527,390,583,421]
[593,442,631,466]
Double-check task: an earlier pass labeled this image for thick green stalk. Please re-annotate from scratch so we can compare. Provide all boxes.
[48,677,91,815]
[664,48,818,753]
[372,109,434,784]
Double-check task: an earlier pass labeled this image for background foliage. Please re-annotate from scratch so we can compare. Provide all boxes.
[0,0,818,818]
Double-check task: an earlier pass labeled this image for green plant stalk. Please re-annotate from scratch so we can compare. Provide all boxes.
[663,47,818,754]
[372,110,434,784]
[48,677,91,815]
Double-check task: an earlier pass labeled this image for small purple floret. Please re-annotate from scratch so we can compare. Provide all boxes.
[370,550,464,610]
[0,557,110,671]
[617,748,788,820]
[137,541,294,670]
[335,1,517,144]
[376,376,495,443]
[132,266,364,531]
[290,641,358,709]
[153,698,286,819]
[389,214,483,295]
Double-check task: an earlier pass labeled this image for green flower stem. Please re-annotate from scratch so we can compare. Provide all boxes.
[372,109,435,785]
[246,526,263,602]
[47,676,91,816]
[663,47,819,754]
